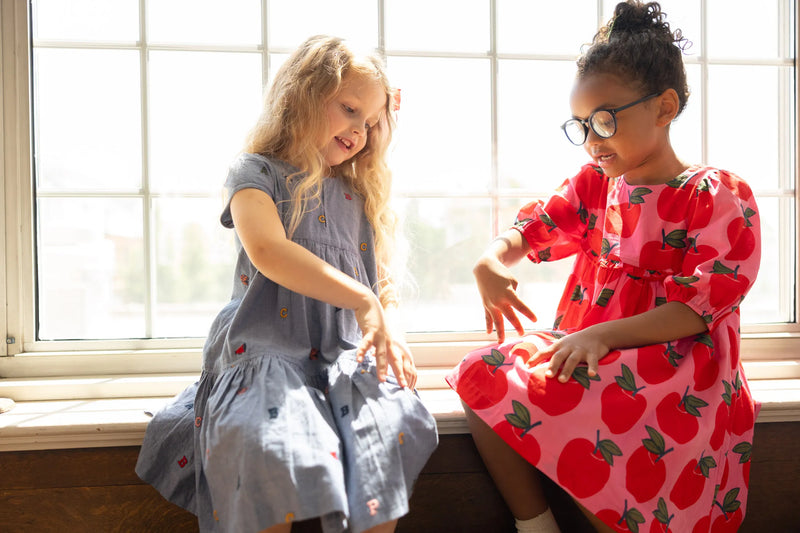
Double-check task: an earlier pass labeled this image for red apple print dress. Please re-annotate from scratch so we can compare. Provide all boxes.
[446,164,760,533]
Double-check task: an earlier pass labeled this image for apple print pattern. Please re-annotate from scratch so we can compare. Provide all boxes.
[446,164,760,533]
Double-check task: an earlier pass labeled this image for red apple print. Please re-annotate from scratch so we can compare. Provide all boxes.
[711,488,744,533]
[601,364,647,434]
[545,195,582,235]
[683,237,718,276]
[584,213,603,255]
[605,186,651,238]
[650,498,674,533]
[727,325,740,370]
[691,333,718,392]
[492,400,542,465]
[596,501,646,533]
[601,349,622,366]
[670,274,700,302]
[719,457,730,491]
[708,261,750,309]
[557,431,622,498]
[625,426,672,503]
[726,372,754,436]
[709,401,730,451]
[655,387,708,444]
[528,365,599,416]
[719,170,754,202]
[637,343,682,385]
[691,516,710,533]
[656,174,693,223]
[669,453,716,510]
[619,274,654,317]
[724,214,757,261]
[639,229,687,271]
[456,349,511,410]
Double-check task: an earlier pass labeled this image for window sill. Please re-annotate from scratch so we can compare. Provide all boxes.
[0,377,798,452]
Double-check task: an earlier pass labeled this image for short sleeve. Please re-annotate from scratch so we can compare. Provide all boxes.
[513,164,609,263]
[664,169,761,331]
[220,153,284,228]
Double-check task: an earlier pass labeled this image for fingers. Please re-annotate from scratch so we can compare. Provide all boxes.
[385,341,408,388]
[509,294,538,324]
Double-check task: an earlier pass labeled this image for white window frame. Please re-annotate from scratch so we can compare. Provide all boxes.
[1,0,799,404]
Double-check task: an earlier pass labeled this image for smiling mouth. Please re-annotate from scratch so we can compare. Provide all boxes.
[335,136,353,150]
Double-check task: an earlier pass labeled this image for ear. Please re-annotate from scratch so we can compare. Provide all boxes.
[655,88,680,127]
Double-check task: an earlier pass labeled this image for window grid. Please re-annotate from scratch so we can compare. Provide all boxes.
[6,0,798,360]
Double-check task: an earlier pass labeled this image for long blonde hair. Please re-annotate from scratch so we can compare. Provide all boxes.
[244,35,399,305]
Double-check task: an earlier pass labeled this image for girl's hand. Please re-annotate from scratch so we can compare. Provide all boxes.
[474,255,537,343]
[527,328,610,382]
[389,337,418,390]
[354,296,409,387]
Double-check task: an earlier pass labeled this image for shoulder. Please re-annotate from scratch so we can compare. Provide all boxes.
[564,162,613,202]
[688,166,755,204]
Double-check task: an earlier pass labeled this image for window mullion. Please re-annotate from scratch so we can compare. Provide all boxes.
[138,0,155,338]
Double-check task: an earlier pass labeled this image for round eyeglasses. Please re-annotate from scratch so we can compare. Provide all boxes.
[560,93,660,145]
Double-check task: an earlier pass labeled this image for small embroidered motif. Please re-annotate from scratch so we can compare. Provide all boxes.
[240,274,249,286]
[269,407,279,419]
[345,193,352,200]
[280,307,289,318]
[398,432,405,445]
[340,405,349,417]
[235,343,246,355]
[360,242,367,251]
[206,448,210,459]
[353,267,358,277]
[331,451,338,459]
[184,403,193,410]
[318,214,326,224]
[214,510,219,521]
[237,387,248,395]
[177,455,188,468]
[309,348,319,360]
[285,512,295,523]
[367,498,380,516]
[194,416,202,427]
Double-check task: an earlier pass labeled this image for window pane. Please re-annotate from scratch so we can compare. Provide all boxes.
[707,65,783,190]
[268,0,377,50]
[153,198,236,337]
[497,59,587,191]
[498,0,597,55]
[670,63,702,167]
[147,0,261,45]
[397,198,491,333]
[37,198,145,340]
[148,51,263,194]
[34,49,142,192]
[388,57,491,194]
[386,0,488,53]
[32,0,139,42]
[739,197,794,324]
[707,0,782,59]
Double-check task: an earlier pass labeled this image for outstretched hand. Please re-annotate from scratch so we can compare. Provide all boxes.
[474,256,537,343]
[526,328,611,382]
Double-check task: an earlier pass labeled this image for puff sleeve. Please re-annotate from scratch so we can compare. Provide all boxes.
[663,169,760,331]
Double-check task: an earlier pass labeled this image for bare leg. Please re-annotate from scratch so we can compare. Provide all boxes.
[463,401,549,520]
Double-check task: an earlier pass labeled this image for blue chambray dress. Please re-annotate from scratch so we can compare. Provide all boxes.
[136,153,438,533]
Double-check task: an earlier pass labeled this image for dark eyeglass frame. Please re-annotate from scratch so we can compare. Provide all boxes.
[560,92,661,145]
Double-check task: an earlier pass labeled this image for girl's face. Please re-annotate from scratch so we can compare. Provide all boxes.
[322,74,386,168]
[568,72,668,182]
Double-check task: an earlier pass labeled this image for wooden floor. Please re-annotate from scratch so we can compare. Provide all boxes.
[1,422,798,532]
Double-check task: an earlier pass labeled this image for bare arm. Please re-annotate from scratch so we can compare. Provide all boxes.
[473,228,538,342]
[230,188,407,385]
[531,301,708,382]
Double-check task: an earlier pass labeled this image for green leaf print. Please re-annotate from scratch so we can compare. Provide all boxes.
[572,366,601,390]
[652,498,673,526]
[733,441,753,463]
[595,288,615,307]
[629,187,653,205]
[663,229,688,249]
[482,349,506,368]
[615,364,645,395]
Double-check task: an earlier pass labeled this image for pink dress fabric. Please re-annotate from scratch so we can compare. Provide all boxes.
[446,164,761,533]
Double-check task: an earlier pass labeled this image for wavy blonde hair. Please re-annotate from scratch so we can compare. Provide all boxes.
[244,35,399,306]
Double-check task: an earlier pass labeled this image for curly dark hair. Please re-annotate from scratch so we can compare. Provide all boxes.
[577,1,691,117]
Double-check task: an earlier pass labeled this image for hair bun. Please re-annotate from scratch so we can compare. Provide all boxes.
[608,1,668,38]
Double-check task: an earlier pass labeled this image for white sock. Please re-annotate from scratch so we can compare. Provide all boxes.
[515,508,561,533]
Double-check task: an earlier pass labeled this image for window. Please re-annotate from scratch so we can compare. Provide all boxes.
[2,0,798,396]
